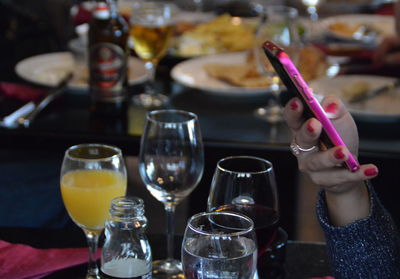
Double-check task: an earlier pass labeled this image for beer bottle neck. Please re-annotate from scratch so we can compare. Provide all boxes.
[93,1,110,20]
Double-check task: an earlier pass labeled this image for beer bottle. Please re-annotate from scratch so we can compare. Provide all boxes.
[88,0,129,115]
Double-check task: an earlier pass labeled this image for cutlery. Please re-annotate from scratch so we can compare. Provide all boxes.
[348,79,400,103]
[19,73,73,127]
[352,25,377,43]
[0,101,36,128]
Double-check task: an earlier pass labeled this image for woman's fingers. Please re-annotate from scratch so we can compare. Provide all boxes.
[298,145,349,172]
[308,164,379,188]
[283,97,304,131]
[294,118,322,151]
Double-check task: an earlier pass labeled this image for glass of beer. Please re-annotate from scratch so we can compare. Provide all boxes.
[129,1,177,108]
[60,144,127,279]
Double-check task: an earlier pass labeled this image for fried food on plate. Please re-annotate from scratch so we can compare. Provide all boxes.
[176,14,256,56]
[203,63,272,88]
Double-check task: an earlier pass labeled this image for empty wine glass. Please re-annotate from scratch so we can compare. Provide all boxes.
[60,144,127,279]
[182,211,257,279]
[254,5,300,129]
[129,1,177,108]
[139,109,204,277]
[207,156,279,278]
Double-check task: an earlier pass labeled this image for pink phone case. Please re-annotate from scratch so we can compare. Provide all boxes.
[263,41,360,172]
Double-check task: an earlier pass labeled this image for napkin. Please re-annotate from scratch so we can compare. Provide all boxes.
[0,82,47,102]
[0,240,101,279]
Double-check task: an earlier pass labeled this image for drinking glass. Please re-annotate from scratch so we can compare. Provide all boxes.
[302,0,324,22]
[254,6,300,130]
[60,143,127,279]
[139,109,204,277]
[182,211,257,279]
[129,1,177,108]
[207,156,279,278]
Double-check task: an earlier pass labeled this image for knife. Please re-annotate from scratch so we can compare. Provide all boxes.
[19,72,73,127]
[348,78,400,103]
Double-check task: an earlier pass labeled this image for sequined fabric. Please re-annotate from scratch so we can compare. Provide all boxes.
[316,183,400,279]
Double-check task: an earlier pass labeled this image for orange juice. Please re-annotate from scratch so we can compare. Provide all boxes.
[61,169,127,231]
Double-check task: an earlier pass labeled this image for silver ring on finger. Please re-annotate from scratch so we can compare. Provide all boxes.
[290,138,318,156]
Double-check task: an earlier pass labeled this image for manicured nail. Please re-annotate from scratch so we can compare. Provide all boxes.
[334,148,345,159]
[307,121,314,133]
[364,168,378,176]
[290,99,298,110]
[325,103,338,114]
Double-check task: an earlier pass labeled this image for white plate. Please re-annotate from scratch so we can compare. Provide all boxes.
[171,52,272,97]
[15,52,148,90]
[309,75,400,120]
[320,14,395,44]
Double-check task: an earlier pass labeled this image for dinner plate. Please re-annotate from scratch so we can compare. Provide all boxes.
[309,75,400,121]
[15,52,148,90]
[171,52,272,97]
[320,14,395,45]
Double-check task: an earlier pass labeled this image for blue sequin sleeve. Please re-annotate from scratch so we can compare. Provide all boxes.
[316,182,400,279]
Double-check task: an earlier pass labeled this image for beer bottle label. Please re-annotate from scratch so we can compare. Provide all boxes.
[90,42,126,103]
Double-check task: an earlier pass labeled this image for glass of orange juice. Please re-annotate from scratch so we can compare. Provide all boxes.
[60,143,127,279]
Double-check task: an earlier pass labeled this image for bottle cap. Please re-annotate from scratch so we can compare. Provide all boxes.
[93,2,110,19]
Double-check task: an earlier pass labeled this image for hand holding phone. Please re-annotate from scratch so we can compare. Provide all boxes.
[263,40,360,172]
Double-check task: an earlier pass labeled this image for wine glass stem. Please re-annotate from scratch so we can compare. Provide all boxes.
[84,229,100,279]
[144,60,157,96]
[165,204,176,260]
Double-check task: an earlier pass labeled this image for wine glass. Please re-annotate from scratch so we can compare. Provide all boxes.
[182,211,257,279]
[301,0,324,39]
[302,0,323,22]
[254,5,300,132]
[60,143,127,279]
[207,155,279,279]
[129,1,177,108]
[139,109,204,277]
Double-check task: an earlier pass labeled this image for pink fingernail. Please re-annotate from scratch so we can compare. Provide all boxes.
[307,121,314,133]
[364,168,378,176]
[325,103,338,114]
[290,99,298,110]
[334,148,345,159]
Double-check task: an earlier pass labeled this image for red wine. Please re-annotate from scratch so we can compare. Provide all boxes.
[214,204,279,277]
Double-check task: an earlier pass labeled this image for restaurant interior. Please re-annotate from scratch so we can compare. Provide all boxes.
[0,0,399,278]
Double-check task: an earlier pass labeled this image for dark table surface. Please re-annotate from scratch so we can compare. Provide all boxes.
[0,60,400,236]
[0,226,332,279]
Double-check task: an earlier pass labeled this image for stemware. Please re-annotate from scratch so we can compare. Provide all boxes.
[129,1,177,108]
[60,143,127,279]
[302,0,324,22]
[207,155,279,278]
[254,5,300,130]
[182,211,257,279]
[139,109,204,277]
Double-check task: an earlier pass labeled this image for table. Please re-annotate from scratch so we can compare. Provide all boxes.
[1,69,400,233]
[0,227,332,279]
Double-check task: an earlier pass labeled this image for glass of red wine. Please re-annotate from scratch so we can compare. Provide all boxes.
[207,155,280,278]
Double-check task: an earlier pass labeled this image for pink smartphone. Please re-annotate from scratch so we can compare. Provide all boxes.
[263,41,360,172]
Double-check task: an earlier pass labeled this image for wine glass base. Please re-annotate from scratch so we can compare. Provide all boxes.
[152,259,184,279]
[132,93,169,108]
